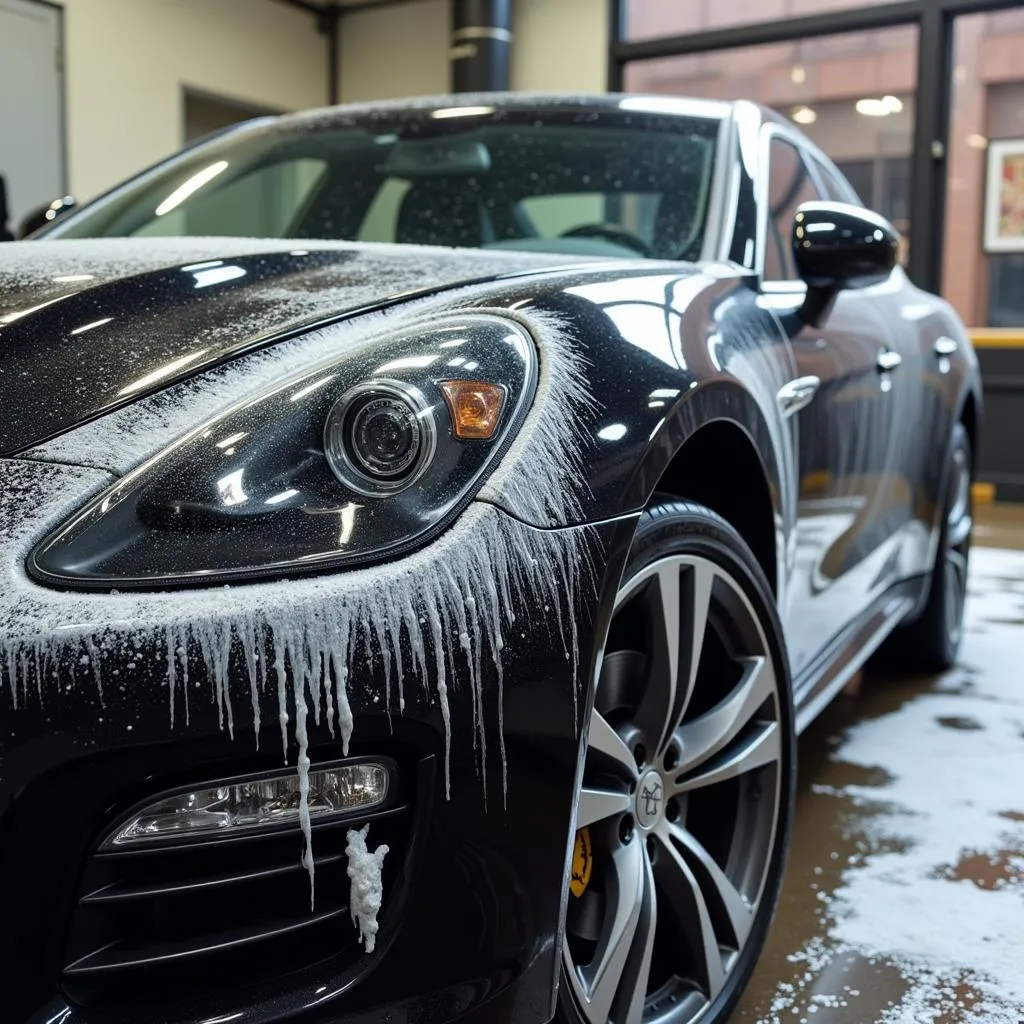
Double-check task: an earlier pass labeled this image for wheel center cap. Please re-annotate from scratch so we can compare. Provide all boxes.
[635,769,665,829]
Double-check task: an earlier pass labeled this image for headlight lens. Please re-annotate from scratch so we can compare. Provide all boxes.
[29,314,537,587]
[324,380,436,493]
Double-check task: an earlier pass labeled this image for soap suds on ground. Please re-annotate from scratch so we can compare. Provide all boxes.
[759,547,1024,1023]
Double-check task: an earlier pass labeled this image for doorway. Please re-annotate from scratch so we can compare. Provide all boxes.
[182,88,282,145]
[0,0,65,234]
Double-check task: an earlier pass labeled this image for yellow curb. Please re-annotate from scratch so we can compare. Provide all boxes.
[968,329,1024,349]
[973,482,996,504]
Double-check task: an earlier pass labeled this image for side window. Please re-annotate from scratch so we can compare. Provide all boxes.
[812,156,861,206]
[765,137,824,282]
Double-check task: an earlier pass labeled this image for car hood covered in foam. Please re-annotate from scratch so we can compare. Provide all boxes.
[0,237,592,456]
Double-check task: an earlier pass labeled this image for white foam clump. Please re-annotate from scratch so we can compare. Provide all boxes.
[769,546,1024,1022]
[345,824,389,953]
[3,305,599,912]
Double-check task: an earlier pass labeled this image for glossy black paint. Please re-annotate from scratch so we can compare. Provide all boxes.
[792,201,900,326]
[2,510,626,1024]
[0,94,982,1024]
[0,245,581,456]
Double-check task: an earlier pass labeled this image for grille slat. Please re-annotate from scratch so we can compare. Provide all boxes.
[64,906,348,974]
[80,851,345,904]
[61,754,422,1019]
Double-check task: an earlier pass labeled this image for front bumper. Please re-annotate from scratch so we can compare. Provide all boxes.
[0,458,632,1024]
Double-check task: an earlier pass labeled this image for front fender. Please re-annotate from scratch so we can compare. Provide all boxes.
[468,266,794,535]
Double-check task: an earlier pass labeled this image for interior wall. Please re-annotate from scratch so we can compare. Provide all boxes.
[339,0,450,103]
[336,0,609,102]
[183,90,283,145]
[510,0,608,93]
[60,0,328,203]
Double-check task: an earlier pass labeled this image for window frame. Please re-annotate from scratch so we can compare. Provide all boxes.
[754,120,860,292]
[757,123,821,290]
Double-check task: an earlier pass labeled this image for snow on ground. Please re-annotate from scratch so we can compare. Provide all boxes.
[762,547,1024,1023]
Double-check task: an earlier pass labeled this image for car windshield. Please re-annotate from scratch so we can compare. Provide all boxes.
[49,106,721,261]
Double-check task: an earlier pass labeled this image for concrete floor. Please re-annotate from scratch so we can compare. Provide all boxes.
[735,504,1024,1024]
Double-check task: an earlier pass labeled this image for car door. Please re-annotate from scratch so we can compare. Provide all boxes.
[808,150,925,576]
[758,129,904,681]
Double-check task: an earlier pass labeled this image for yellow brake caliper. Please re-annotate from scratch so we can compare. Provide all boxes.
[570,826,593,897]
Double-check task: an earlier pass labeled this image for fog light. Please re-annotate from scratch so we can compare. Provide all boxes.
[100,762,388,849]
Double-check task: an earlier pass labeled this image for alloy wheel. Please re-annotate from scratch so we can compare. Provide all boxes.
[563,553,784,1024]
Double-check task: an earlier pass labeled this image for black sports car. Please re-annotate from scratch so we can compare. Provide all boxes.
[1,94,979,1024]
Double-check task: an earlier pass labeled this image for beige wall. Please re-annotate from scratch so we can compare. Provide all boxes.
[336,0,608,102]
[61,0,327,202]
[510,0,607,93]
[339,0,449,102]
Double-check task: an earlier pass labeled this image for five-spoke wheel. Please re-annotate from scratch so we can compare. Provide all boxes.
[560,502,794,1024]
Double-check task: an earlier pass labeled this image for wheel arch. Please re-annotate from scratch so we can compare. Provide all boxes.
[629,380,787,600]
[654,420,779,597]
[958,388,980,473]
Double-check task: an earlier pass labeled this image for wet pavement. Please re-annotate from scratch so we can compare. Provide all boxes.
[735,505,1024,1024]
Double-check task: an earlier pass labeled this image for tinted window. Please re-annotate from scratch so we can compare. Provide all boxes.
[52,113,720,262]
[765,136,825,282]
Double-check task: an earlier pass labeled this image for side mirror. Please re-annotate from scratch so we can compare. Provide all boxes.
[792,201,899,326]
[19,195,77,238]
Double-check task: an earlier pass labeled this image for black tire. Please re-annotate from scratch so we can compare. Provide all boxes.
[875,424,973,674]
[558,499,795,1024]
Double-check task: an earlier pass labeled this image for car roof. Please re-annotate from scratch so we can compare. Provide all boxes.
[275,91,736,130]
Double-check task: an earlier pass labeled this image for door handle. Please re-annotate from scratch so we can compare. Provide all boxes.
[877,349,902,372]
[777,375,821,417]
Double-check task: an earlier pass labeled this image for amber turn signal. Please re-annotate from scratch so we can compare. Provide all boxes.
[439,380,506,439]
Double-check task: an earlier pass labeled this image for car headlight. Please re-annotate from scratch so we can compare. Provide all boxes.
[28,314,537,587]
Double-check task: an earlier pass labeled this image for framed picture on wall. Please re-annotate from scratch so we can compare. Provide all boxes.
[984,139,1024,253]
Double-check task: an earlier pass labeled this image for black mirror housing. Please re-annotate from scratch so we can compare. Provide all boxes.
[792,201,899,325]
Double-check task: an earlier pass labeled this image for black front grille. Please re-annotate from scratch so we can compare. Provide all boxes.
[61,756,423,1021]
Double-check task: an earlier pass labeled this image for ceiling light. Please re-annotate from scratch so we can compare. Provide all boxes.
[967,133,988,149]
[791,65,807,84]
[791,105,817,125]
[855,95,903,117]
[856,98,886,117]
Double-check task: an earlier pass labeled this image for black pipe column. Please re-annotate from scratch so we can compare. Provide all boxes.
[450,0,512,93]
